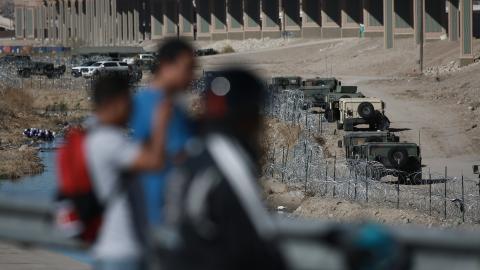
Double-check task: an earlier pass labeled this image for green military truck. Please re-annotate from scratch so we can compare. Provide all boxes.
[270,76,302,90]
[301,78,364,112]
[17,61,66,79]
[350,142,422,183]
[337,98,390,131]
[340,131,399,159]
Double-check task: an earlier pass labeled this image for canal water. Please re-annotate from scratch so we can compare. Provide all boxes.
[0,140,92,264]
[0,141,58,201]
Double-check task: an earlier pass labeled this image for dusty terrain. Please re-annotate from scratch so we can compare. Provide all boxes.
[200,37,480,179]
[200,37,480,226]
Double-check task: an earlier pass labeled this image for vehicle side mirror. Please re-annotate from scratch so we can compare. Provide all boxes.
[474,165,480,175]
[337,140,343,148]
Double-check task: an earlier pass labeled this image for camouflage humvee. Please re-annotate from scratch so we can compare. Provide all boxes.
[324,85,365,122]
[270,76,302,90]
[341,131,399,159]
[351,142,422,183]
[301,78,363,112]
[338,98,390,131]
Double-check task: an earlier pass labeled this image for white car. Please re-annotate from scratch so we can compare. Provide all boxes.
[71,61,96,77]
[81,61,129,78]
[122,57,136,65]
[139,54,155,61]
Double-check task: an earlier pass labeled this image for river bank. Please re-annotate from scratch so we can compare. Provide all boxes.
[0,87,89,179]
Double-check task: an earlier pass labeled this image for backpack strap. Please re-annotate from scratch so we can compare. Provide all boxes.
[205,134,276,240]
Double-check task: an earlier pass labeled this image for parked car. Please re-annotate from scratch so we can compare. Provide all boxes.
[17,61,66,79]
[81,61,129,78]
[122,57,136,65]
[138,53,155,61]
[195,48,218,57]
[71,61,96,77]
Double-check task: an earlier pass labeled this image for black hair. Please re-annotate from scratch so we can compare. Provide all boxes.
[92,73,131,106]
[152,38,194,73]
[203,68,265,165]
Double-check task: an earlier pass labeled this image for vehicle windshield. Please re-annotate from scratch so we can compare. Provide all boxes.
[91,62,102,66]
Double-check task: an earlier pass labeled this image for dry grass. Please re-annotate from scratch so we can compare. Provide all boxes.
[0,148,43,179]
[221,45,235,54]
[0,88,34,129]
[0,87,89,179]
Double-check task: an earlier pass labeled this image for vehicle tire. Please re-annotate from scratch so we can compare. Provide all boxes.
[358,102,375,120]
[333,108,340,121]
[409,173,423,185]
[324,110,332,123]
[337,121,343,130]
[387,148,409,169]
[405,158,422,184]
[374,111,390,131]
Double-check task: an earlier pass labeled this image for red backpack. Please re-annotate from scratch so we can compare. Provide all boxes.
[56,127,104,244]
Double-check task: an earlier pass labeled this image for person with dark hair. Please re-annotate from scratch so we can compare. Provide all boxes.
[130,38,196,226]
[84,73,172,270]
[161,68,286,270]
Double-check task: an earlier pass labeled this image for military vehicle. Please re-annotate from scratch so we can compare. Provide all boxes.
[337,97,390,131]
[17,62,66,79]
[301,78,364,112]
[270,76,302,90]
[324,86,364,122]
[350,142,422,183]
[340,131,400,159]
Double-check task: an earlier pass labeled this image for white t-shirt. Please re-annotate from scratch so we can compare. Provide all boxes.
[85,126,142,260]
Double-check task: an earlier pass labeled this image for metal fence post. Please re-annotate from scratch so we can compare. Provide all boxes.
[324,160,329,196]
[333,156,337,198]
[429,169,432,216]
[354,166,358,200]
[365,163,369,202]
[397,178,400,209]
[462,173,465,223]
[271,147,276,177]
[281,147,286,183]
[444,166,448,220]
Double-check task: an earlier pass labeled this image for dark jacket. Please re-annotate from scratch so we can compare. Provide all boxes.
[162,133,286,270]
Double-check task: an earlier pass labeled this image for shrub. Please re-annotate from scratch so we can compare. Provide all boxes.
[222,45,235,54]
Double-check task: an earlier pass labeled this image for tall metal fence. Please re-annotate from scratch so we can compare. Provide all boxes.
[264,87,480,224]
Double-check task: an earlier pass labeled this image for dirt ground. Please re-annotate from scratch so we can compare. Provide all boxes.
[199,37,480,179]
[200,37,480,225]
[262,178,480,229]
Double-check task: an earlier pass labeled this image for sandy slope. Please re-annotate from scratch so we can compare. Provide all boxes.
[199,37,480,179]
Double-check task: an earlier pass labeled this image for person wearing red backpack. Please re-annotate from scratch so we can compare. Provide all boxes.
[58,73,172,270]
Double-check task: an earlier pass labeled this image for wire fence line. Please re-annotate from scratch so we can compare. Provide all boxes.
[263,87,480,224]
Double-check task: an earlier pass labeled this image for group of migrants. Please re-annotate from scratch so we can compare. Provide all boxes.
[56,39,284,270]
[23,128,56,141]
